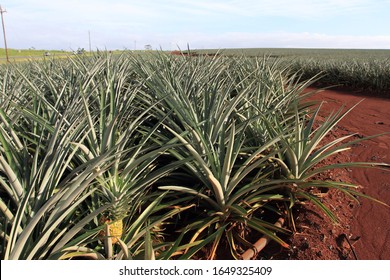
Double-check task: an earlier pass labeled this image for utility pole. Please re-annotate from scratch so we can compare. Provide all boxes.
[0,5,9,63]
[88,30,92,52]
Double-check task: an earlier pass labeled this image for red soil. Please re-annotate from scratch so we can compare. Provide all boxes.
[272,87,390,260]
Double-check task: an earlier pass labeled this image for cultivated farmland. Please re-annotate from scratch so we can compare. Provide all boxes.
[191,48,390,92]
[0,50,389,260]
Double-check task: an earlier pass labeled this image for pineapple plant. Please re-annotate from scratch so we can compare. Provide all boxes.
[99,218,123,245]
[96,177,144,246]
[98,191,127,245]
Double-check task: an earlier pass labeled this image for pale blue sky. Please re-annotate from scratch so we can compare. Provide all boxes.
[2,0,390,50]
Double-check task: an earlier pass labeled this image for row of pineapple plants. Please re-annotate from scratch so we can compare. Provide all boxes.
[290,56,390,92]
[0,51,388,260]
[194,48,390,92]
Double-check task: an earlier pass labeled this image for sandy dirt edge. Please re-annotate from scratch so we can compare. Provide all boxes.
[259,87,389,260]
[287,87,390,260]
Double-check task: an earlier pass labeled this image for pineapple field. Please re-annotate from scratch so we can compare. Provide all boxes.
[0,50,389,260]
[188,48,390,93]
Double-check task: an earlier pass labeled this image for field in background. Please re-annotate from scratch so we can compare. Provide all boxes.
[0,48,70,56]
[0,48,163,64]
[0,48,77,63]
[192,48,390,58]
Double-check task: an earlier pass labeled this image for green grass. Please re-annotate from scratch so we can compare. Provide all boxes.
[0,48,162,64]
[0,48,71,64]
[0,47,69,57]
[192,47,390,58]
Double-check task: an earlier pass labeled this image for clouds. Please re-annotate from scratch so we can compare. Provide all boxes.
[173,32,390,50]
[150,0,373,19]
[2,0,390,50]
[4,0,382,22]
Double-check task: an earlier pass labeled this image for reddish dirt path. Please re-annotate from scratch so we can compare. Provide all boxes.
[306,88,390,259]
